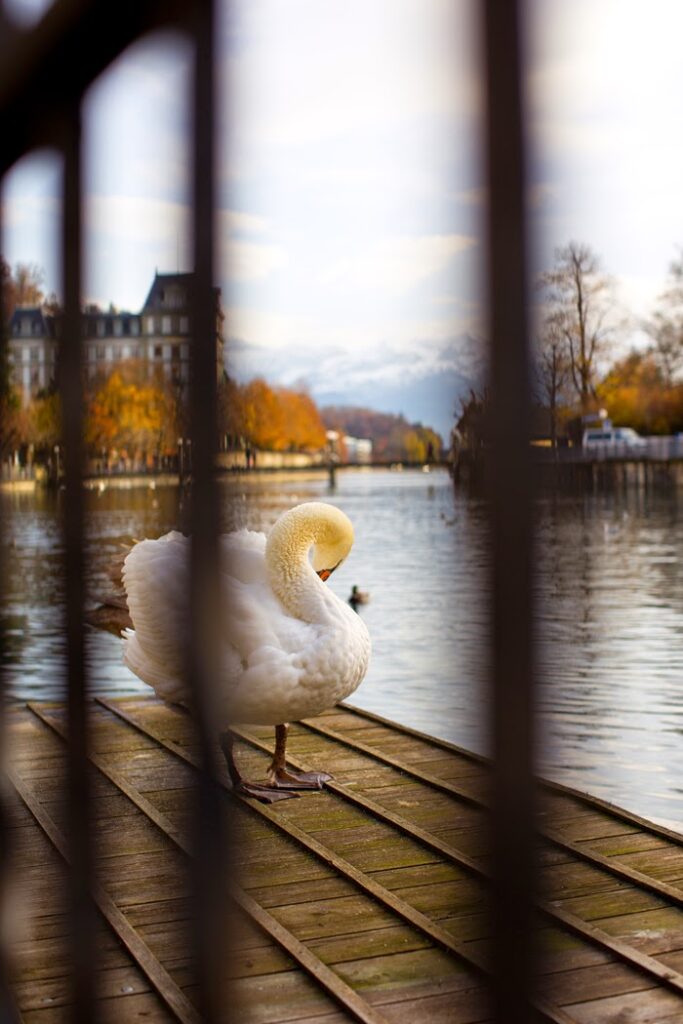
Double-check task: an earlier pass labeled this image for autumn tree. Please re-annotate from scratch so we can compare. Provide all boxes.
[85,363,175,462]
[540,242,617,412]
[240,378,285,450]
[5,261,45,314]
[217,373,244,444]
[276,388,326,450]
[598,349,683,434]
[647,253,683,384]
[534,314,572,447]
[0,260,21,459]
[26,388,61,453]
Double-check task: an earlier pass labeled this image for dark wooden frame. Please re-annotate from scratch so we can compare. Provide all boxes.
[0,1,536,1021]
[0,2,225,1021]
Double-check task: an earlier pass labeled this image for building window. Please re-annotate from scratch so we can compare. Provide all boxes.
[162,315,172,335]
[30,347,39,362]
[145,316,155,335]
[22,319,31,337]
[131,319,140,336]
[114,318,123,337]
[180,343,189,360]
[96,345,105,360]
[154,344,163,358]
[180,316,189,334]
[97,319,105,337]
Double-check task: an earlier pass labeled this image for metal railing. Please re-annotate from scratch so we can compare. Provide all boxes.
[0,1,538,1022]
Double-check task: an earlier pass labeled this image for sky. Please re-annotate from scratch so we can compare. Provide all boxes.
[3,0,683,440]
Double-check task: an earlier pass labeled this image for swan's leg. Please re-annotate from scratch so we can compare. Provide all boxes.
[267,723,333,789]
[219,730,298,803]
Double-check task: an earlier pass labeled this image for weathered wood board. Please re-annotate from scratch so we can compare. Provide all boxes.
[4,698,683,1023]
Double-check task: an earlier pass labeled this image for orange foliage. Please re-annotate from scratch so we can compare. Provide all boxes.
[85,363,181,457]
[219,376,326,451]
[598,350,683,434]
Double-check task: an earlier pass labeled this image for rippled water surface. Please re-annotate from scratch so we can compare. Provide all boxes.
[3,469,683,830]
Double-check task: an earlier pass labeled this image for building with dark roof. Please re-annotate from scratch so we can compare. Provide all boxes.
[8,271,223,404]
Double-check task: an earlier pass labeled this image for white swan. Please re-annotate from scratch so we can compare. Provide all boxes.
[121,501,371,801]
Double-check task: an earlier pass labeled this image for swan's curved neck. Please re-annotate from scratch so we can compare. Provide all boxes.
[265,504,348,622]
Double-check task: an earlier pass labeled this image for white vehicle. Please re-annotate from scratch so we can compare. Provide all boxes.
[582,426,647,449]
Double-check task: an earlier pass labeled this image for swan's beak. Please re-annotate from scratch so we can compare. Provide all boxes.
[317,569,332,582]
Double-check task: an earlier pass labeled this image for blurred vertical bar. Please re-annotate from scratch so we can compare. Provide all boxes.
[61,105,96,1024]
[189,0,229,1021]
[0,161,21,1024]
[0,0,13,1016]
[482,2,536,1023]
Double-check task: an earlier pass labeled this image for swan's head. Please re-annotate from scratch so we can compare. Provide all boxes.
[266,501,355,584]
[308,505,354,581]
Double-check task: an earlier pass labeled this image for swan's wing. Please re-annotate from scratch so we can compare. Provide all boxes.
[122,527,344,722]
[122,531,190,700]
[122,527,310,698]
[221,531,319,668]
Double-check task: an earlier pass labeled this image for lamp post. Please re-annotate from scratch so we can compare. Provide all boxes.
[325,429,339,489]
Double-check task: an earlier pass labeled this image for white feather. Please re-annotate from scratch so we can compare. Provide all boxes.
[121,503,371,727]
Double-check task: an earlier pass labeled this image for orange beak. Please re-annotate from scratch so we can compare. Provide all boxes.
[317,569,332,582]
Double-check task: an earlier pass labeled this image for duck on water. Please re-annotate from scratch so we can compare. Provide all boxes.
[95,502,371,803]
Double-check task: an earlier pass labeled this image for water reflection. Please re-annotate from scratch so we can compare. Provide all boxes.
[2,472,683,830]
[536,489,683,829]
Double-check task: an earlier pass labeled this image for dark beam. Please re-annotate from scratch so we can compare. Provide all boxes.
[482,2,537,1023]
[0,0,188,176]
[188,1,230,1021]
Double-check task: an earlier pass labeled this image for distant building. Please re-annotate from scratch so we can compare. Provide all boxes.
[7,271,223,405]
[343,435,373,463]
[7,307,57,400]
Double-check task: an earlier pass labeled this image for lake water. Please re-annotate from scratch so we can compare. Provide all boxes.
[2,468,683,832]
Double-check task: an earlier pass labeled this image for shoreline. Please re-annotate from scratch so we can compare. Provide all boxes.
[1,461,449,493]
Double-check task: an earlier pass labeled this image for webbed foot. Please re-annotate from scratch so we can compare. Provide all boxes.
[269,767,333,790]
[233,780,301,803]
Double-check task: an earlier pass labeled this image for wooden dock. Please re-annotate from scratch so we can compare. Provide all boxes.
[5,697,683,1023]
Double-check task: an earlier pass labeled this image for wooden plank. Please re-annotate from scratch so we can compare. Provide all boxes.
[8,767,201,1024]
[299,717,683,919]
[32,704,406,1024]
[94,698,490,967]
[21,991,176,1024]
[99,697,683,1016]
[95,703,580,1024]
[235,889,396,1024]
[288,720,479,805]
[563,986,683,1023]
[539,961,655,1004]
[341,704,683,852]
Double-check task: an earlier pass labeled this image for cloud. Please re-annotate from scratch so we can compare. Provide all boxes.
[227,0,480,155]
[84,195,285,292]
[324,234,475,293]
[225,209,270,236]
[224,237,287,281]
